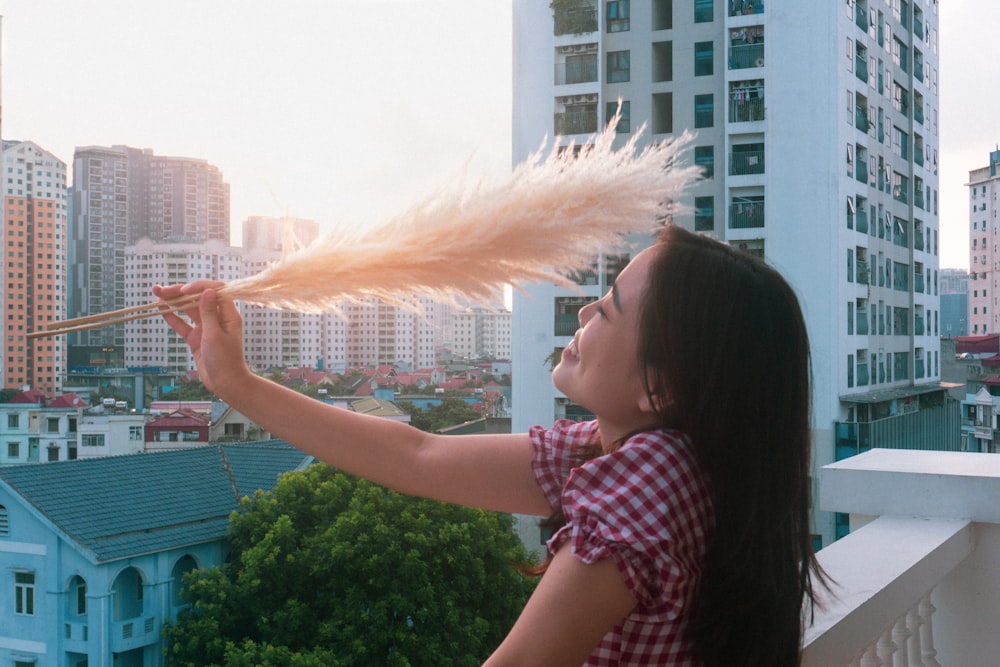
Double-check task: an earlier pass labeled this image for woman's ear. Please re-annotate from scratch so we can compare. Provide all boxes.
[638,390,668,416]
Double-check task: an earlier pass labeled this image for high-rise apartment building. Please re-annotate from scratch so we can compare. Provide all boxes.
[967,150,1000,336]
[123,239,244,374]
[512,0,943,546]
[240,217,348,374]
[68,146,230,368]
[1,140,68,395]
[242,215,319,254]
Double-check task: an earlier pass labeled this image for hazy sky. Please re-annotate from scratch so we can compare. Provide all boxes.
[0,0,992,269]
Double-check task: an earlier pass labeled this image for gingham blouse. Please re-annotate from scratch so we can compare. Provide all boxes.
[530,419,715,666]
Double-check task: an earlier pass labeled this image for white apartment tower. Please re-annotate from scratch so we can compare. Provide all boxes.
[512,0,943,546]
[967,149,1000,335]
[123,239,244,373]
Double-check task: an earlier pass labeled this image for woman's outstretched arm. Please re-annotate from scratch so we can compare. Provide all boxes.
[155,282,552,516]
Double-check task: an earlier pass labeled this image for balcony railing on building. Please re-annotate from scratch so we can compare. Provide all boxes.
[729,199,764,229]
[856,260,869,286]
[554,107,598,135]
[730,90,765,123]
[553,4,598,35]
[803,448,1000,666]
[729,147,764,175]
[856,208,869,234]
[554,56,598,85]
[728,43,764,70]
[856,312,870,336]
[729,0,764,16]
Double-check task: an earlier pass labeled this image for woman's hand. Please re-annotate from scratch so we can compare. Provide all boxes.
[153,281,253,399]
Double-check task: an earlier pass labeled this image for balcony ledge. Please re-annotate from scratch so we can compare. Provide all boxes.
[803,449,1000,665]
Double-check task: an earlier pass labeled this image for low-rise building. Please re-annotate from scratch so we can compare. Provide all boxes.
[0,441,311,666]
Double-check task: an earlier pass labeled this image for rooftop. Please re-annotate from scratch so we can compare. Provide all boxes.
[0,440,312,562]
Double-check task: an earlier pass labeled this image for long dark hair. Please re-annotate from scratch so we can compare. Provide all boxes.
[638,225,823,666]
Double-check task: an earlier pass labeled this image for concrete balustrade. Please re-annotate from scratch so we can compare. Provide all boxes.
[802,449,1000,665]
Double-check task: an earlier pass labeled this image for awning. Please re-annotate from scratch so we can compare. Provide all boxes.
[840,382,960,404]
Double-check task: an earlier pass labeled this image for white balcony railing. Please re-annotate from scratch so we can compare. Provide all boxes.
[804,449,1000,665]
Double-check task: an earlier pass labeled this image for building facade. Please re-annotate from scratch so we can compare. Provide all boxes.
[1,140,68,395]
[123,238,244,374]
[511,0,942,546]
[940,267,969,338]
[68,146,231,370]
[967,149,1000,336]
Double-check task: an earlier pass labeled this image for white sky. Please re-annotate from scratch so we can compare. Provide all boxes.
[0,0,993,270]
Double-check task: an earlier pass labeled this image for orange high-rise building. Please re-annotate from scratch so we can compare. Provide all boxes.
[1,140,67,395]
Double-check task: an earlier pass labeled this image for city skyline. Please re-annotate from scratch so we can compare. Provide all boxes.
[0,0,993,270]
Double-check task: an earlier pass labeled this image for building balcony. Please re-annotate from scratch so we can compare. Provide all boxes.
[730,96,765,123]
[554,108,598,136]
[729,148,765,175]
[554,57,598,85]
[729,199,764,229]
[804,449,1000,666]
[553,4,597,35]
[729,1,764,17]
[729,43,764,70]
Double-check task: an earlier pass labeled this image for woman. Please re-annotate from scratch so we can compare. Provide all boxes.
[155,224,823,665]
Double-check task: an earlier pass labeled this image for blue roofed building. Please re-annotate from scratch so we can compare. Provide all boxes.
[0,440,312,666]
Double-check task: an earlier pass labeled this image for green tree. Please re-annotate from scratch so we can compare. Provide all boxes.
[165,465,536,666]
[396,397,481,433]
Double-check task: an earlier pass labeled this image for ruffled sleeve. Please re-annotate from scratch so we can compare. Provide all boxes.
[529,419,601,511]
[547,430,713,614]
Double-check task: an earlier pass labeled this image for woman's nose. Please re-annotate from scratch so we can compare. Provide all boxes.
[578,300,596,325]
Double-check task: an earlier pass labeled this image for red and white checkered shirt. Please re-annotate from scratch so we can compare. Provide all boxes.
[530,419,715,666]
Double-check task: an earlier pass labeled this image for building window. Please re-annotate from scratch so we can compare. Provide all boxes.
[694,94,714,128]
[8,414,18,429]
[694,0,713,22]
[607,0,630,31]
[15,572,35,615]
[7,442,19,458]
[606,101,631,133]
[695,196,715,231]
[77,578,88,614]
[694,41,714,76]
[607,50,630,83]
[81,434,105,447]
[129,426,142,441]
[694,145,714,178]
[0,504,8,536]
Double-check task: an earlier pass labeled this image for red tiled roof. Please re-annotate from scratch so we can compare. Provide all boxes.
[49,393,88,408]
[9,389,48,404]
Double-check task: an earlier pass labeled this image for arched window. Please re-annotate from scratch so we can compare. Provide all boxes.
[171,555,198,607]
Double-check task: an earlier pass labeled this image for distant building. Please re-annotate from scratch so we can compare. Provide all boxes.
[940,268,969,338]
[0,390,85,465]
[0,441,311,666]
[242,215,319,253]
[968,149,1000,335]
[451,307,512,361]
[68,146,231,367]
[1,140,69,395]
[123,238,244,374]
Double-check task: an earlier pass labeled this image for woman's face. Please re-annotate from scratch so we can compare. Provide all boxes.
[552,246,659,443]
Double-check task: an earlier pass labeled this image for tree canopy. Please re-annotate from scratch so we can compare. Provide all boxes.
[164,464,536,666]
[396,397,482,432]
